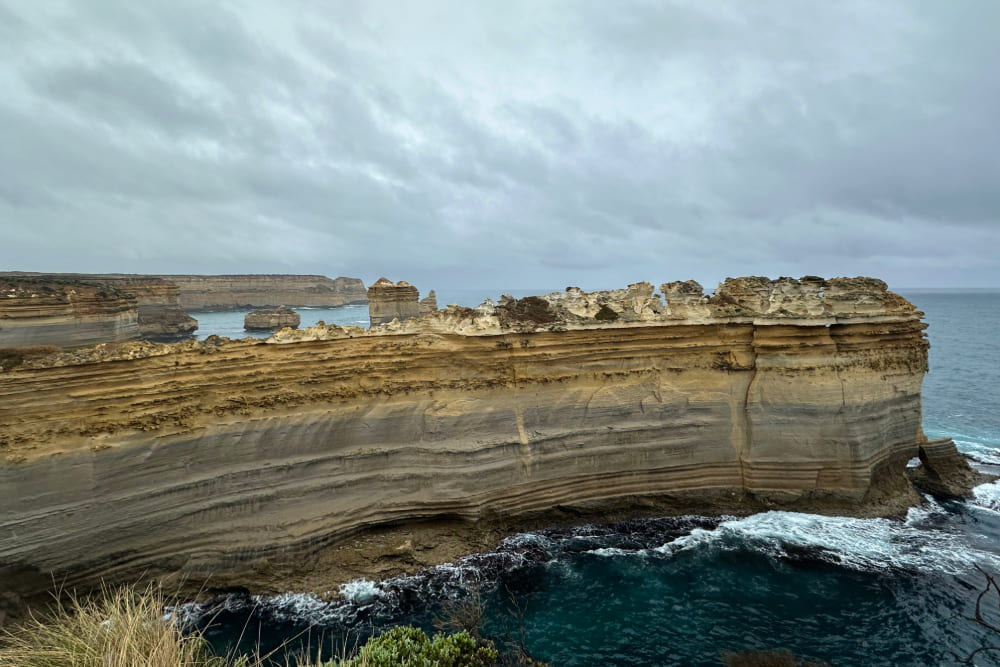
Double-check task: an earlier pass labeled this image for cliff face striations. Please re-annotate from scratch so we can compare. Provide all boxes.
[0,274,197,344]
[0,277,140,348]
[0,276,978,600]
[367,278,422,325]
[159,275,367,311]
[244,306,300,331]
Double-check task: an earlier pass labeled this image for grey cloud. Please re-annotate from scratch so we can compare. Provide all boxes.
[1,1,998,289]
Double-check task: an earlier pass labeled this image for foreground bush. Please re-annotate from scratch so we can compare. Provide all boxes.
[331,626,498,667]
[0,585,229,667]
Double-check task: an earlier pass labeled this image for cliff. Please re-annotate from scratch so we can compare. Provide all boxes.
[0,274,198,343]
[158,275,367,311]
[368,278,422,325]
[0,276,140,348]
[0,276,980,602]
[100,276,197,339]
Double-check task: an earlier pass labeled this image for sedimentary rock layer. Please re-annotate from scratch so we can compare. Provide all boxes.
[368,277,421,325]
[0,277,140,348]
[0,274,197,343]
[244,306,300,331]
[158,275,367,311]
[0,276,976,599]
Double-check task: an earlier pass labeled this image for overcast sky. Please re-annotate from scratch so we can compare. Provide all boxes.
[1,1,998,291]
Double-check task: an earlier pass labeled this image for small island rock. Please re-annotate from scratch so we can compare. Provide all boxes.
[244,306,300,331]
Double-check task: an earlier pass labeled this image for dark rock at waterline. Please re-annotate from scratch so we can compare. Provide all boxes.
[908,437,995,499]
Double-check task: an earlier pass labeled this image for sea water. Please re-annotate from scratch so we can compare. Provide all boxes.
[184,290,1000,666]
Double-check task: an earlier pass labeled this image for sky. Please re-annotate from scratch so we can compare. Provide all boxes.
[1,1,999,292]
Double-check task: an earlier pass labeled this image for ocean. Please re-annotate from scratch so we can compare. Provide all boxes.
[182,290,1000,666]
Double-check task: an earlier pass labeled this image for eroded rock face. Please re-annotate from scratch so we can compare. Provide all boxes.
[0,274,198,343]
[368,278,421,325]
[419,290,438,315]
[244,306,300,331]
[0,275,971,603]
[107,277,198,339]
[0,276,140,348]
[158,275,367,311]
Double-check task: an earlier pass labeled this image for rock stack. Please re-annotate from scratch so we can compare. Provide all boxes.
[419,290,438,315]
[368,278,422,326]
[244,306,300,331]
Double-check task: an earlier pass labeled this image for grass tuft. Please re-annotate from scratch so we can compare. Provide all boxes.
[0,583,233,667]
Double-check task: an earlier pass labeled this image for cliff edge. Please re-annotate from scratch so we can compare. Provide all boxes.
[0,276,980,603]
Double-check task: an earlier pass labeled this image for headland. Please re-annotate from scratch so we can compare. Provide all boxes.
[0,276,982,610]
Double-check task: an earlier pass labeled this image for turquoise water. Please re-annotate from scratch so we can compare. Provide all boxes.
[184,290,1000,666]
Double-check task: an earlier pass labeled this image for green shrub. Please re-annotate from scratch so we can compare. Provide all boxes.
[335,626,498,667]
[594,305,619,321]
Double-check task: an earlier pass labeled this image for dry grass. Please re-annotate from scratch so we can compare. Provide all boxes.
[0,584,235,667]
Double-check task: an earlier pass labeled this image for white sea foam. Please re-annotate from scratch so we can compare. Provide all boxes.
[338,579,383,605]
[587,547,634,557]
[971,481,1000,514]
[655,510,996,575]
[953,439,1000,465]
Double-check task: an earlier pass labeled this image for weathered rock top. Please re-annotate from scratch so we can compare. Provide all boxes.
[1,276,920,367]
[367,278,423,326]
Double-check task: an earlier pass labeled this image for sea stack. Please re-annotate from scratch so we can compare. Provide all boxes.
[244,306,300,331]
[419,290,438,315]
[367,278,422,325]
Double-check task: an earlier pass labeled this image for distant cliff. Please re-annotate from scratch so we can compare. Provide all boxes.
[0,276,140,348]
[0,274,197,345]
[0,276,981,601]
[158,275,367,311]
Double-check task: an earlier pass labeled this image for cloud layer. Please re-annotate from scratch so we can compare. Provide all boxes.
[2,1,998,289]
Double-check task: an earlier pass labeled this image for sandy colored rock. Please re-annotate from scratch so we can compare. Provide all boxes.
[419,290,438,316]
[0,276,140,348]
[368,278,421,325]
[0,276,972,603]
[244,306,300,331]
[157,274,367,311]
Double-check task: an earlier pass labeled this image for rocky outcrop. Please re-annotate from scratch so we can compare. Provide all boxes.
[100,277,197,339]
[244,306,300,331]
[0,274,198,342]
[419,290,438,316]
[368,278,421,325]
[158,275,367,311]
[0,276,140,348]
[0,276,974,602]
[908,437,990,498]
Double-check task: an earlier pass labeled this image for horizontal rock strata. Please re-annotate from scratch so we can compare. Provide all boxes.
[0,274,198,343]
[0,276,978,600]
[0,276,140,348]
[244,306,300,331]
[368,277,422,325]
[158,275,367,311]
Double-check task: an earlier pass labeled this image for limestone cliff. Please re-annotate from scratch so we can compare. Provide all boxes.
[0,276,979,601]
[0,274,198,343]
[101,276,198,339]
[368,278,421,325]
[159,275,367,311]
[0,276,140,348]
